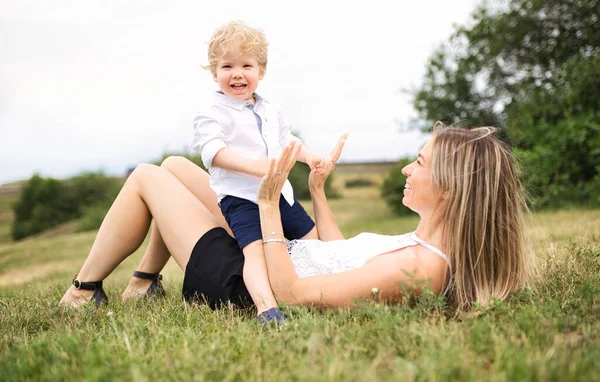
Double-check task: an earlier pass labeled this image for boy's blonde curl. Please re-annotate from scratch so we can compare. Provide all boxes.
[204,21,269,76]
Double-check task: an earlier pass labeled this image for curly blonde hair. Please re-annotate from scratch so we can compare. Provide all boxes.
[204,20,268,76]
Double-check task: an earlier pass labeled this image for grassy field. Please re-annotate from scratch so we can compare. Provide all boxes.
[0,173,599,381]
[0,192,18,245]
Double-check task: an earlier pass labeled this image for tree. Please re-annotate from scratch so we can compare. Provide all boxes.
[12,174,72,240]
[411,0,600,207]
[11,172,123,240]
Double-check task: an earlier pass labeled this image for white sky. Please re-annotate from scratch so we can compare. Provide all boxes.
[0,0,479,184]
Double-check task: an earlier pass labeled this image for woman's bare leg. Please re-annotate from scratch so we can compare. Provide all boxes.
[122,156,232,298]
[156,158,279,313]
[123,157,279,314]
[60,163,221,307]
[120,220,170,298]
[158,157,230,235]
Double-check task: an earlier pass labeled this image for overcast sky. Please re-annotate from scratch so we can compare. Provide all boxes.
[0,0,480,184]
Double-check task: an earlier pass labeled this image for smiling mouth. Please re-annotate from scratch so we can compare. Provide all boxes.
[231,84,247,89]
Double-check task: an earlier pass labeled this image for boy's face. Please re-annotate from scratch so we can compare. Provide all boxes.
[213,44,264,102]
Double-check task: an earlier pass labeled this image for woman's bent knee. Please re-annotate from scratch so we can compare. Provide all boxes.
[127,163,161,187]
[161,156,190,171]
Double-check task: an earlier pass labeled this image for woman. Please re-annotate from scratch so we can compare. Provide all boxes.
[60,125,529,317]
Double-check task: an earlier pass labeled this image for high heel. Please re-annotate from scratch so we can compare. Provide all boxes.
[72,275,108,306]
[133,271,166,297]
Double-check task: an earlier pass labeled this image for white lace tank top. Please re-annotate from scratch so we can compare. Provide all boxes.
[287,231,452,286]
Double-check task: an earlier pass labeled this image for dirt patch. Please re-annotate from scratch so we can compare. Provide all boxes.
[0,260,72,287]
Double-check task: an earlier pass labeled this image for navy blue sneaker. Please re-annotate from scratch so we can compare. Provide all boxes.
[256,307,288,328]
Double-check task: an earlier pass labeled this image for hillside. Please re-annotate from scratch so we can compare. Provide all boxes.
[0,182,21,244]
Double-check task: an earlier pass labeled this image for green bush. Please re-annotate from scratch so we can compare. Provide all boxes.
[11,172,123,240]
[505,55,600,209]
[67,172,123,233]
[77,202,113,232]
[380,158,416,216]
[11,175,73,240]
[345,178,376,188]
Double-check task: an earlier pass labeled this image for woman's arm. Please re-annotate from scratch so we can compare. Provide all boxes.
[257,139,439,308]
[309,184,344,241]
[260,198,436,307]
[272,256,426,308]
[258,206,407,307]
[308,135,348,241]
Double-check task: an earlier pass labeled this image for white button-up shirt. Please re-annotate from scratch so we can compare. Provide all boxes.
[191,91,299,205]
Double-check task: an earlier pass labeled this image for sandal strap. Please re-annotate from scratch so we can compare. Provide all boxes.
[133,271,162,281]
[91,288,108,306]
[72,275,103,290]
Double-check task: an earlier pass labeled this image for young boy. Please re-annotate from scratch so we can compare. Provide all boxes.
[191,21,323,325]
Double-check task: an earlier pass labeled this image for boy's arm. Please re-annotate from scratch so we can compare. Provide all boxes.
[192,112,270,178]
[212,148,270,178]
[296,144,312,164]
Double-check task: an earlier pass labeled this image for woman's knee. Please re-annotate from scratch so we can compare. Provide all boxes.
[160,156,191,172]
[127,163,161,187]
[161,156,210,184]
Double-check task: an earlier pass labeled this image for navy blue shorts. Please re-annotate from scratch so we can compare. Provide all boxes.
[220,195,315,249]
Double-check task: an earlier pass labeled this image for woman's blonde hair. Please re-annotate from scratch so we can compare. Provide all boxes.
[204,20,268,76]
[430,123,530,311]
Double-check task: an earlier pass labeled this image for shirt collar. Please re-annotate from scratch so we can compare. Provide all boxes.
[213,91,268,110]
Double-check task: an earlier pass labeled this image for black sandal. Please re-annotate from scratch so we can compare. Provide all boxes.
[133,271,166,297]
[72,275,108,306]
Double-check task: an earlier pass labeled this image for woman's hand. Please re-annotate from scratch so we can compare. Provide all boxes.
[257,141,303,206]
[308,134,348,191]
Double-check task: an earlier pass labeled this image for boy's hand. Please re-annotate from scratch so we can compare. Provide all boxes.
[312,155,327,175]
[308,134,348,190]
[305,153,326,175]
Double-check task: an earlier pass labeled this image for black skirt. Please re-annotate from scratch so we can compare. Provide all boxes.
[182,227,252,309]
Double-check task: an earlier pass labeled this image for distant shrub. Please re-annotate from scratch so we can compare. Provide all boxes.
[11,172,122,240]
[77,202,112,232]
[345,178,376,188]
[67,172,122,206]
[380,158,415,216]
[12,175,71,240]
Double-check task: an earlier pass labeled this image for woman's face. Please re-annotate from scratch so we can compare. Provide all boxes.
[401,139,443,215]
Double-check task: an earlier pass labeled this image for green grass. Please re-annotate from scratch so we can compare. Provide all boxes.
[0,181,599,381]
[0,193,18,245]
